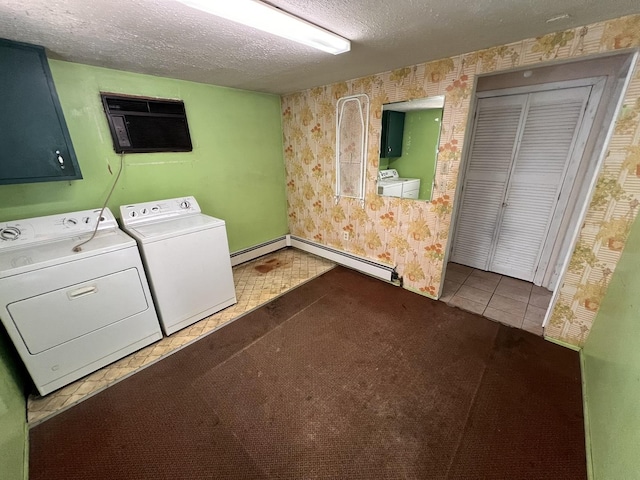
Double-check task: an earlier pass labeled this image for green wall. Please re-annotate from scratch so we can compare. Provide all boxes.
[0,60,289,252]
[0,330,27,480]
[582,212,640,478]
[0,59,290,478]
[388,108,442,200]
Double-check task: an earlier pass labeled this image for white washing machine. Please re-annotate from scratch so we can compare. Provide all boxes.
[0,208,162,396]
[120,196,237,336]
[377,169,421,199]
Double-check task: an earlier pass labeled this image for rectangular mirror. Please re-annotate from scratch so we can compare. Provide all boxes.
[377,95,444,201]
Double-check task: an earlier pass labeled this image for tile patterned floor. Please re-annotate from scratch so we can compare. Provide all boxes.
[441,263,552,336]
[27,248,335,426]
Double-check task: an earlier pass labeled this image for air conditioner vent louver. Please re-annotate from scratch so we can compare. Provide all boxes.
[101,93,192,154]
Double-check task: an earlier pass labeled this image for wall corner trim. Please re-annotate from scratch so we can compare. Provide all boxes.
[580,350,595,480]
[544,335,582,351]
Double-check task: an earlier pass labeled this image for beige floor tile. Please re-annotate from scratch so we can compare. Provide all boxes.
[522,319,544,336]
[55,382,82,397]
[448,294,487,315]
[447,263,474,275]
[529,291,553,309]
[494,281,531,303]
[463,274,499,293]
[531,285,552,296]
[456,285,493,305]
[441,267,548,336]
[469,269,502,283]
[29,410,50,425]
[440,279,462,302]
[498,276,533,292]
[75,381,100,396]
[445,269,472,284]
[525,304,547,325]
[484,307,524,328]
[62,394,88,408]
[487,294,528,316]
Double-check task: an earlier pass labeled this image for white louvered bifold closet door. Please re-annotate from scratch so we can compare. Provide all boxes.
[490,86,591,280]
[451,85,592,281]
[450,95,526,269]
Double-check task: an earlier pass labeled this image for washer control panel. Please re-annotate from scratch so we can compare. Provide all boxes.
[0,208,118,248]
[120,196,201,226]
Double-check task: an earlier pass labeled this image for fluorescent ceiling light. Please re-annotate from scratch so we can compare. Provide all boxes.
[178,0,351,55]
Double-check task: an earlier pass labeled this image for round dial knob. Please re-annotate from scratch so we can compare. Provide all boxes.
[180,200,191,209]
[64,218,78,227]
[129,211,138,218]
[0,226,21,241]
[140,208,149,215]
[82,217,91,224]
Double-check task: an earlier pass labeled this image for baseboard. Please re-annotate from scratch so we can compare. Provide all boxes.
[288,235,394,282]
[230,236,288,266]
[580,351,595,480]
[543,336,581,351]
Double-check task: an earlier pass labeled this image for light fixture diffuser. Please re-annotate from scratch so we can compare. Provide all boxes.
[177,0,351,55]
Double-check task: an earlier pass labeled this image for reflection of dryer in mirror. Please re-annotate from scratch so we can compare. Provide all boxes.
[377,169,420,199]
[379,94,445,201]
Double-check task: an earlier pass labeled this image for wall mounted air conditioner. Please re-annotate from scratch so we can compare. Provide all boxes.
[101,93,193,153]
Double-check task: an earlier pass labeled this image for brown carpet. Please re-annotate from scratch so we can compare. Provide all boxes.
[30,266,587,479]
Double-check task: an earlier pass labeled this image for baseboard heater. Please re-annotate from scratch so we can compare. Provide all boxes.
[230,236,288,266]
[288,235,395,282]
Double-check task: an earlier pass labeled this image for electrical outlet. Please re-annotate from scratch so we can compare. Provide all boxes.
[343,231,349,241]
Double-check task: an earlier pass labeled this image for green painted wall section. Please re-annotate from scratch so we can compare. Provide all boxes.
[0,59,289,477]
[582,211,640,479]
[0,330,27,480]
[0,60,288,252]
[388,109,443,200]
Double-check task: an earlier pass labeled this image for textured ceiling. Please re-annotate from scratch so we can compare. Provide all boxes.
[0,0,638,94]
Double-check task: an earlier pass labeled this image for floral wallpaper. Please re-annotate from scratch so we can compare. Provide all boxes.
[281,14,640,347]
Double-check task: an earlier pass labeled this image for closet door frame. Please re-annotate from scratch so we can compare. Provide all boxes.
[449,76,606,285]
[531,80,604,286]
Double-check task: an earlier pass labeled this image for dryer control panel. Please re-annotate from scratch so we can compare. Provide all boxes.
[120,196,201,226]
[0,209,117,247]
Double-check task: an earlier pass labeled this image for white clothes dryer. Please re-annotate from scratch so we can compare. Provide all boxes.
[120,196,237,336]
[0,208,162,396]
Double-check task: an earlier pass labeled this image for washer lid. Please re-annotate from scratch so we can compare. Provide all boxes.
[123,214,225,243]
[377,178,404,186]
[0,229,135,279]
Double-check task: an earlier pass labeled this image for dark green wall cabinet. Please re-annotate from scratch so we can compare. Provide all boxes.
[380,110,405,158]
[0,39,82,184]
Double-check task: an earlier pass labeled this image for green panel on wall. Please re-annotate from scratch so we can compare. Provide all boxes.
[582,211,640,479]
[388,109,443,200]
[0,60,288,252]
[0,40,82,184]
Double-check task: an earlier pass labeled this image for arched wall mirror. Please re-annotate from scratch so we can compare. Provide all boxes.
[377,95,445,201]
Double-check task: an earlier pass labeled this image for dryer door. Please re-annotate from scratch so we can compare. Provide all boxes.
[8,268,148,354]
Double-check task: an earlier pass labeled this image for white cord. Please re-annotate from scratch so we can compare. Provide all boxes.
[72,153,125,253]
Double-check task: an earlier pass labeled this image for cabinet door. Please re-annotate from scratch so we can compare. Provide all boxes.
[450,95,527,270]
[0,39,82,184]
[489,86,592,281]
[380,110,405,158]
